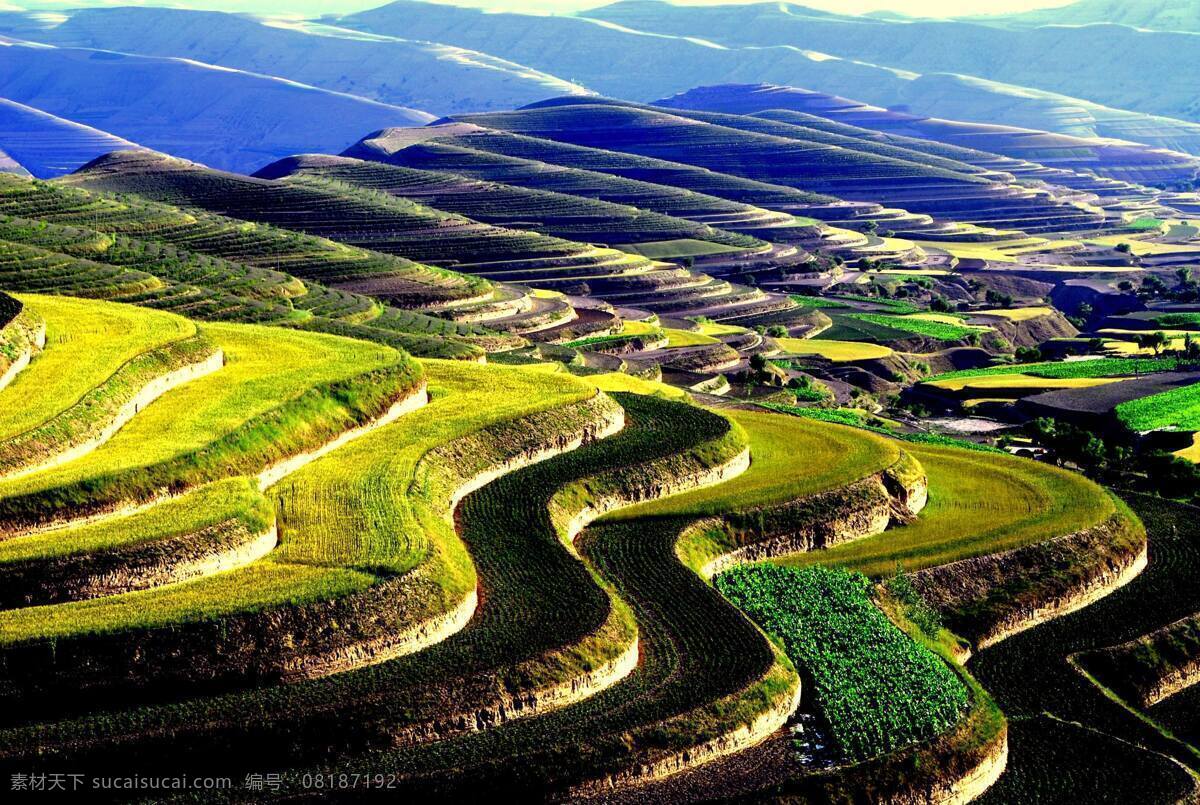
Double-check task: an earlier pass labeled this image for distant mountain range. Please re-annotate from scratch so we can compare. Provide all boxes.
[982,0,1200,32]
[0,37,433,174]
[2,0,1200,177]
[2,8,593,115]
[583,1,1200,128]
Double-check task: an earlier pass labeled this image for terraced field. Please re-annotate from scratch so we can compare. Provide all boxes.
[256,155,762,254]
[5,51,1198,801]
[0,171,498,358]
[782,442,1118,579]
[57,151,804,330]
[456,99,1119,235]
[967,494,1200,802]
[0,279,1175,804]
[0,295,195,445]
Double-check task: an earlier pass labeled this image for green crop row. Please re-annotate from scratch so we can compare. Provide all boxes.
[1117,381,1200,431]
[789,294,851,309]
[848,313,981,342]
[717,564,968,760]
[929,356,1183,382]
[831,295,923,313]
[1153,313,1200,328]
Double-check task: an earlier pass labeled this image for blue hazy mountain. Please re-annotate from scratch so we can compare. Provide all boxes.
[0,38,434,173]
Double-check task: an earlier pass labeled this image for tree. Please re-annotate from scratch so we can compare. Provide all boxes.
[1184,333,1200,360]
[985,289,1015,308]
[767,325,788,338]
[1136,331,1169,355]
[1015,346,1042,363]
[1115,242,1133,254]
[930,295,952,313]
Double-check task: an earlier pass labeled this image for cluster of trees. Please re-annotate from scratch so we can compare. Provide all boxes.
[1023,417,1200,503]
[1131,331,1200,359]
[1124,268,1200,303]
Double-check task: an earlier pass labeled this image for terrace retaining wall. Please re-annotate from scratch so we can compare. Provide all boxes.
[571,667,802,798]
[912,511,1147,653]
[0,521,277,608]
[0,379,449,699]
[0,340,224,482]
[257,382,430,491]
[1079,614,1200,708]
[0,313,44,394]
[698,451,928,579]
[389,411,754,748]
[0,362,424,537]
[566,453,929,794]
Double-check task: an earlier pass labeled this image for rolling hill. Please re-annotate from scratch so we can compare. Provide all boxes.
[655,84,1200,189]
[980,0,1200,33]
[336,0,1200,158]
[587,0,1200,129]
[0,7,594,115]
[62,150,803,328]
[452,99,1119,234]
[254,153,764,252]
[0,38,434,175]
[345,128,813,239]
[0,98,143,179]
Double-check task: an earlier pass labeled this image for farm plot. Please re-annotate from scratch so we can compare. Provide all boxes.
[0,359,624,710]
[1116,380,1200,431]
[967,494,1200,801]
[0,391,746,777]
[189,403,922,796]
[0,478,272,607]
[608,408,898,521]
[256,396,786,798]
[780,442,1116,578]
[925,373,1120,398]
[718,564,967,761]
[1020,371,1200,423]
[1150,679,1200,752]
[586,371,688,400]
[929,356,1184,382]
[0,295,195,441]
[0,322,411,531]
[774,337,893,362]
[847,313,988,342]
